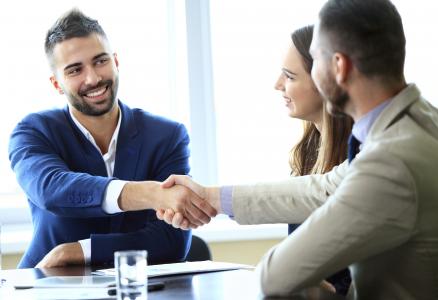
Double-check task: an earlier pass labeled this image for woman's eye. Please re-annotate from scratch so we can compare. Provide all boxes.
[286,74,295,80]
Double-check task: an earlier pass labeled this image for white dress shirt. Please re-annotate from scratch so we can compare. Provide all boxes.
[68,106,127,264]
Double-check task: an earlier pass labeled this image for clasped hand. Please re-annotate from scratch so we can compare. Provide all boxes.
[157,175,221,230]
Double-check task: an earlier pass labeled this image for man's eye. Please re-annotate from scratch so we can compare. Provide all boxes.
[96,58,108,65]
[67,68,81,75]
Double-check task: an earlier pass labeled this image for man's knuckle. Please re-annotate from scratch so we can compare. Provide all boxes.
[192,210,202,219]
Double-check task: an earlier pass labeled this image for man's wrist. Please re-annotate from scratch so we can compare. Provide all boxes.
[118,181,160,211]
[59,242,85,266]
[206,187,222,214]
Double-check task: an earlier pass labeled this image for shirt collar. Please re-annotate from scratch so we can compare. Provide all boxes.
[352,99,392,144]
[68,106,122,155]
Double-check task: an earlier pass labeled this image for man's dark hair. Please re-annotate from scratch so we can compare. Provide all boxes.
[319,0,405,82]
[45,9,107,63]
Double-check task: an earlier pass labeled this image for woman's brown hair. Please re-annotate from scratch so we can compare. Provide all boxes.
[289,25,353,176]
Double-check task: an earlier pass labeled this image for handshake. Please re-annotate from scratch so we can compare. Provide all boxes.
[157,175,221,230]
[119,175,221,230]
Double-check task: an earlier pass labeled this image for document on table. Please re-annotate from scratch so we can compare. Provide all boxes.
[93,260,254,277]
[14,276,116,289]
[9,287,115,300]
[4,276,117,300]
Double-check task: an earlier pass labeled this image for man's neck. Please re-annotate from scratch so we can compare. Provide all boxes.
[71,105,119,154]
[346,79,407,122]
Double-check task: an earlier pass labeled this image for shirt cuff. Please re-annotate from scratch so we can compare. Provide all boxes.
[78,238,91,265]
[220,186,234,218]
[102,180,128,214]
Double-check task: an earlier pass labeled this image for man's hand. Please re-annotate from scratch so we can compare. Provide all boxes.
[36,242,85,268]
[118,180,217,227]
[320,280,336,293]
[156,175,221,229]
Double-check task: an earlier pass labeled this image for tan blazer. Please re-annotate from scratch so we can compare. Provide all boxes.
[232,84,438,299]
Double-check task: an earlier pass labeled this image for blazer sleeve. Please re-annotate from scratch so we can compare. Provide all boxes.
[150,123,191,181]
[232,160,348,224]
[91,212,191,265]
[8,115,111,218]
[255,150,417,296]
[90,123,191,264]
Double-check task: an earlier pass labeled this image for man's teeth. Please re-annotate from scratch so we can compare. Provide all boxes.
[85,87,106,97]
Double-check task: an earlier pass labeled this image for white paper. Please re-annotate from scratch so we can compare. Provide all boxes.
[15,288,116,300]
[1,286,115,300]
[14,276,115,289]
[94,260,254,277]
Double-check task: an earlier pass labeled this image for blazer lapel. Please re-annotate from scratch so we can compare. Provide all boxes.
[63,106,107,176]
[113,101,141,181]
[368,84,420,139]
[110,101,141,232]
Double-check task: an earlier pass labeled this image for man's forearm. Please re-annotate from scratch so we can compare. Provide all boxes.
[123,178,217,227]
[118,181,161,211]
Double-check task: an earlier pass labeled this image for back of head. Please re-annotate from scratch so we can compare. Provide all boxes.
[319,0,405,83]
[45,9,107,66]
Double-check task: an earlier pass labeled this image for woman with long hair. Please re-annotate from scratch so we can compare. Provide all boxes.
[278,26,351,178]
[158,25,353,295]
[275,25,352,295]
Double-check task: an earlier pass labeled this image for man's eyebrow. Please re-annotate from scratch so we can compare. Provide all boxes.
[64,62,82,71]
[93,53,110,60]
[63,53,110,71]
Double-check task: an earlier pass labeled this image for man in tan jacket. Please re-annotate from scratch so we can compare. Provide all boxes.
[157,0,438,298]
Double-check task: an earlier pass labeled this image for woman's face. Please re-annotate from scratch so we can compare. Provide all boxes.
[275,44,323,123]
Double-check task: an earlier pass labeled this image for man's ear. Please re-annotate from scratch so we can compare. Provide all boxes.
[113,53,119,69]
[332,52,351,86]
[50,76,64,95]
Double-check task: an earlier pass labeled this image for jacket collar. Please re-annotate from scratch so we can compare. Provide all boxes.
[118,100,139,139]
[62,99,138,140]
[62,100,142,180]
[367,83,420,139]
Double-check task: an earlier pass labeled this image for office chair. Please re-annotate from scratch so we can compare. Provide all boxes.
[186,235,212,261]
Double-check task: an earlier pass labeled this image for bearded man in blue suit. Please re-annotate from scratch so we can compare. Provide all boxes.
[8,9,215,268]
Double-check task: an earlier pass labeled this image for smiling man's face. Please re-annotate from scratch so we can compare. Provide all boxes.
[50,33,119,116]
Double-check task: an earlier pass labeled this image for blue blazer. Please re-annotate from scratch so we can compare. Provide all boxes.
[9,101,191,268]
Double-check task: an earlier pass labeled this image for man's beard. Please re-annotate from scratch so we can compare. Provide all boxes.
[319,73,349,117]
[66,77,119,116]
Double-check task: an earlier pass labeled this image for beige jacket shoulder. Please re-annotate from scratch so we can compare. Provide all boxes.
[232,84,438,299]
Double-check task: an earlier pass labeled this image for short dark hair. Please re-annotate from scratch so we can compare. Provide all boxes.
[291,25,314,74]
[319,0,405,82]
[45,9,107,62]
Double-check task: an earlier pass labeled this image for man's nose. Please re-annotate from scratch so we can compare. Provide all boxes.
[84,66,102,86]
